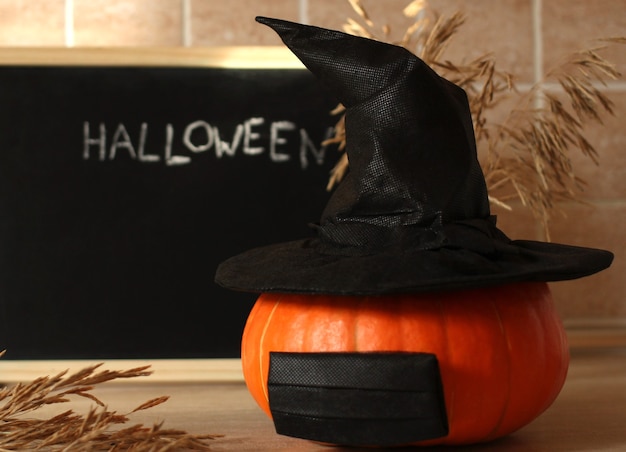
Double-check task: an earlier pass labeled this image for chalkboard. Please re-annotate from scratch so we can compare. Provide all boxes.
[0,50,338,359]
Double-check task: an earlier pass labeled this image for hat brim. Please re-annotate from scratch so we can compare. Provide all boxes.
[215,238,614,295]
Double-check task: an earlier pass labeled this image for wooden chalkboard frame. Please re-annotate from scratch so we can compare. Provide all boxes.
[0,46,304,68]
[0,47,339,380]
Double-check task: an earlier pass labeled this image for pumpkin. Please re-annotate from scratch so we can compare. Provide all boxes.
[241,281,569,446]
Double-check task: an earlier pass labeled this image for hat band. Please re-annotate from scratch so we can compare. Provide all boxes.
[313,216,510,257]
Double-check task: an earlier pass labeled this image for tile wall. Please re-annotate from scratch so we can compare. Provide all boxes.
[0,0,624,323]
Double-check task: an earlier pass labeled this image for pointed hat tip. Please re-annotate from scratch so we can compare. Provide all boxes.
[255,16,306,48]
[255,16,295,32]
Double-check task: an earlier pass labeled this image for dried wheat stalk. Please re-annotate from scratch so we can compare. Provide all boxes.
[326,0,623,237]
[0,351,219,451]
[481,43,621,238]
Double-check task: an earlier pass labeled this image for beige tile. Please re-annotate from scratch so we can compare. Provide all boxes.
[478,88,552,225]
[548,203,625,319]
[307,0,535,83]
[307,0,417,40]
[477,89,532,179]
[439,0,535,84]
[481,89,626,214]
[543,0,626,78]
[564,92,626,201]
[190,0,299,46]
[477,88,570,231]
[0,0,65,46]
[492,201,545,241]
[478,87,625,220]
[73,0,183,46]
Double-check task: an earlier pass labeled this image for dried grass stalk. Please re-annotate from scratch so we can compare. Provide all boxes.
[327,0,623,236]
[0,350,219,451]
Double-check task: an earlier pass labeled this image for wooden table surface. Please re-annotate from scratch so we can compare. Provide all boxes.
[23,348,626,451]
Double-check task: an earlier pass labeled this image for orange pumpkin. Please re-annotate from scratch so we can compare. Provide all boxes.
[241,281,569,446]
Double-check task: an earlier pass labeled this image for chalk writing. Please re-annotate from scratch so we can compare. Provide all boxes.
[83,119,332,169]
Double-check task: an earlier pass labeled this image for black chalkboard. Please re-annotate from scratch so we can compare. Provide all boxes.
[0,62,338,359]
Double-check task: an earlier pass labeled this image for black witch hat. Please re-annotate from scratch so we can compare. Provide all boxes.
[215,17,613,295]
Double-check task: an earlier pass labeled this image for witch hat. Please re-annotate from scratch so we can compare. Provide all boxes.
[215,17,613,295]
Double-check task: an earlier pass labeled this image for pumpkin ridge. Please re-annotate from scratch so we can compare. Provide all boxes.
[437,296,455,441]
[259,294,282,404]
[353,297,361,352]
[484,297,512,441]
[303,298,314,350]
[534,287,569,415]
